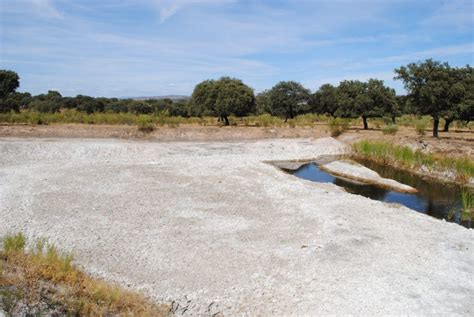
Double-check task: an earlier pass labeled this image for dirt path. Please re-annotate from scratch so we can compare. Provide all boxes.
[1,137,473,315]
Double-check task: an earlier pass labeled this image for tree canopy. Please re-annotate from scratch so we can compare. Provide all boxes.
[191,77,255,125]
[394,59,473,137]
[1,60,472,137]
[312,84,338,117]
[333,79,396,129]
[267,81,310,121]
[0,70,19,99]
[0,70,21,112]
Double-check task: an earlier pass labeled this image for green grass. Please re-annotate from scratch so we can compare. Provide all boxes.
[3,233,26,253]
[352,140,474,181]
[382,124,399,135]
[461,187,473,215]
[448,187,474,221]
[328,117,350,137]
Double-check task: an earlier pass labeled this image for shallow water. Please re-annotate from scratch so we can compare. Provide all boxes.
[290,160,472,229]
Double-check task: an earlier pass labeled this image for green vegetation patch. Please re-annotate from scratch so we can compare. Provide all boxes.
[352,140,474,181]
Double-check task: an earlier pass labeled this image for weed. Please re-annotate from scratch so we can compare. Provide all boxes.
[460,188,474,221]
[137,115,156,133]
[3,233,26,253]
[382,124,399,135]
[328,118,350,137]
[414,119,428,136]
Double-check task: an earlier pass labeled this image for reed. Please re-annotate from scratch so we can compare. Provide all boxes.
[352,140,474,180]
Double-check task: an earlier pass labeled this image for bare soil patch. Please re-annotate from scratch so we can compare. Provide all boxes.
[1,137,472,315]
[1,123,472,158]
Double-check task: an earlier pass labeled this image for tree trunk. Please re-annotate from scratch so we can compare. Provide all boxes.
[433,117,439,138]
[443,118,453,132]
[392,116,396,124]
[362,116,368,130]
[223,116,229,126]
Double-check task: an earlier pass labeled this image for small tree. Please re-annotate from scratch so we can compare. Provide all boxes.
[191,77,255,125]
[395,59,455,137]
[312,83,339,117]
[190,79,218,117]
[128,100,153,114]
[0,70,20,100]
[367,79,398,125]
[267,81,310,121]
[29,90,62,113]
[335,79,396,129]
[0,70,21,112]
[255,90,271,115]
[442,66,473,131]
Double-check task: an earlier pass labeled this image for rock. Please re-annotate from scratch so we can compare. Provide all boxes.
[271,161,307,171]
[320,160,418,193]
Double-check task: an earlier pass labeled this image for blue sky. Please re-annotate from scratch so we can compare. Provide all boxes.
[1,0,473,97]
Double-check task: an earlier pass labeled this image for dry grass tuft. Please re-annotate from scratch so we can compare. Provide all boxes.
[0,233,170,316]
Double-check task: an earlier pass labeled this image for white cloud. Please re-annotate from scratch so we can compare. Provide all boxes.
[1,0,472,97]
[152,0,236,22]
[374,43,474,64]
[422,0,473,30]
[1,0,63,19]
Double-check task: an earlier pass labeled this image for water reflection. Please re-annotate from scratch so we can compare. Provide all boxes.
[291,161,471,229]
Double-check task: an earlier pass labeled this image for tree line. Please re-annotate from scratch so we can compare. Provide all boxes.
[0,59,472,137]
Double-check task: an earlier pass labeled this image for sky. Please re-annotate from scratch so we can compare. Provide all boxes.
[0,0,473,97]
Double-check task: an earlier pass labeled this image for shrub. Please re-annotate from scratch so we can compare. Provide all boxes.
[137,115,155,133]
[328,118,349,137]
[414,119,428,136]
[382,124,399,135]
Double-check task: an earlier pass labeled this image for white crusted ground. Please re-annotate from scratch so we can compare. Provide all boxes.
[0,137,472,316]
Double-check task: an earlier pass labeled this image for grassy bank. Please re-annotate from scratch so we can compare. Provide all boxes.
[352,140,474,182]
[0,233,170,316]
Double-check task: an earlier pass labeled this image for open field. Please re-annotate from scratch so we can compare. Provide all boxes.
[1,136,473,315]
[1,123,473,158]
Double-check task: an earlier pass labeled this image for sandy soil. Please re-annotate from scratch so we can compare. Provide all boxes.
[1,136,473,315]
[0,124,327,141]
[1,123,472,158]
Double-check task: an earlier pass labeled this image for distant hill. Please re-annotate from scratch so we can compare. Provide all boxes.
[127,95,190,101]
